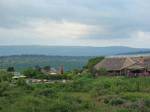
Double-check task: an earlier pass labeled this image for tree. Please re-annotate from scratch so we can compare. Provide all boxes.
[23,68,46,79]
[34,65,41,72]
[23,68,38,78]
[84,57,104,72]
[43,66,51,72]
[7,67,15,72]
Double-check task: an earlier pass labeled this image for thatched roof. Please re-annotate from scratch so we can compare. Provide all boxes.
[94,57,135,71]
[131,57,150,70]
[144,57,150,70]
[128,65,145,70]
[94,56,150,71]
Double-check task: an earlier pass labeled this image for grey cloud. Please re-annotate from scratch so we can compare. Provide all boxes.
[0,0,150,43]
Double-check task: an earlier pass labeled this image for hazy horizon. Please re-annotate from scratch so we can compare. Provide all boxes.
[0,0,150,48]
[0,45,149,49]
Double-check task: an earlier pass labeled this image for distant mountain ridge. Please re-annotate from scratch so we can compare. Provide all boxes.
[118,50,150,55]
[0,46,149,56]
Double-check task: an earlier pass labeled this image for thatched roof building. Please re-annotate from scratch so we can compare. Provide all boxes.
[95,57,135,71]
[94,56,150,76]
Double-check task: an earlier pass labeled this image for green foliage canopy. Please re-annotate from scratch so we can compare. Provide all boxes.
[84,57,104,72]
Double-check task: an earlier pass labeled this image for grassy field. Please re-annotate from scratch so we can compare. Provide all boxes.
[0,70,150,112]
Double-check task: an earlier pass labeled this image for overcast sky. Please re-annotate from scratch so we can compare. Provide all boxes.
[0,0,150,48]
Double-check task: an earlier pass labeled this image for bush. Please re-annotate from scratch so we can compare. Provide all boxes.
[34,88,56,97]
[117,109,130,112]
[23,68,44,78]
[0,81,9,96]
[0,71,12,82]
[16,78,27,86]
[144,99,150,107]
[0,73,149,112]
[48,74,65,80]
[103,98,109,104]
[69,75,94,92]
[8,96,49,112]
[110,98,125,106]
[97,68,108,76]
[84,57,104,72]
[7,67,15,72]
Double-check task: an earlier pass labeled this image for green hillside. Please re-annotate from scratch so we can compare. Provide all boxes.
[0,55,92,71]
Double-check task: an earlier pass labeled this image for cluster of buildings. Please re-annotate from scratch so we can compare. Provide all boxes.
[10,65,65,84]
[12,72,26,79]
[40,65,64,75]
[12,65,64,81]
[94,56,150,77]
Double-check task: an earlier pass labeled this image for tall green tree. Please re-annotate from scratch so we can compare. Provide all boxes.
[84,57,104,72]
[7,67,15,72]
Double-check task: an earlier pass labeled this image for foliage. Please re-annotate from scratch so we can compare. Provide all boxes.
[23,68,74,80]
[23,68,46,79]
[0,55,92,71]
[84,57,104,72]
[43,66,51,71]
[7,66,15,72]
[0,70,12,82]
[0,81,10,96]
[0,71,150,112]
[109,98,125,106]
[97,67,108,76]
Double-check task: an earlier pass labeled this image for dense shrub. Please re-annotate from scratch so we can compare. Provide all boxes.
[23,68,45,79]
[0,81,10,96]
[7,67,15,72]
[84,57,104,72]
[109,98,125,106]
[0,71,12,82]
[69,75,94,92]
[33,88,56,97]
[144,99,150,107]
[97,67,108,76]
[0,71,150,112]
